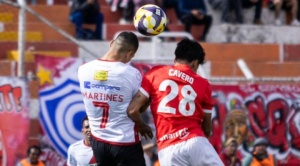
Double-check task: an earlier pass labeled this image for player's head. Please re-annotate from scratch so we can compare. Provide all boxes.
[111,31,139,63]
[81,116,90,139]
[26,145,42,163]
[174,38,206,72]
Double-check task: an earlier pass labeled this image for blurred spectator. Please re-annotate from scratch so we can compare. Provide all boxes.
[109,0,129,12]
[221,0,243,23]
[133,0,156,11]
[156,0,179,28]
[116,0,135,24]
[243,0,263,24]
[267,0,300,26]
[69,0,103,40]
[17,145,45,166]
[221,0,263,24]
[242,138,277,166]
[177,0,213,41]
[107,0,152,25]
[207,0,223,10]
[157,0,179,15]
[219,137,242,166]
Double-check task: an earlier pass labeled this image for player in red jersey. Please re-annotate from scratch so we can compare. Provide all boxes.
[127,38,224,166]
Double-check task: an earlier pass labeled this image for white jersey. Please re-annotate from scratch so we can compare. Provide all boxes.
[78,60,142,145]
[67,140,96,166]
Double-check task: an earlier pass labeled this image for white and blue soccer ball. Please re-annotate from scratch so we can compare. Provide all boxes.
[134,4,167,36]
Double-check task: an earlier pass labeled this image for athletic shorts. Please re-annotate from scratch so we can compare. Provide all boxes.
[91,137,146,166]
[158,137,224,166]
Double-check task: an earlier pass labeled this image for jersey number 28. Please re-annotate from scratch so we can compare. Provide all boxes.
[158,80,197,116]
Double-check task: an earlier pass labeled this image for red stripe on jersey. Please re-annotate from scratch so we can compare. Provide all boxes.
[90,156,97,164]
[134,124,140,143]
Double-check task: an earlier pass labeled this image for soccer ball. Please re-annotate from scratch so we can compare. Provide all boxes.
[133,4,167,36]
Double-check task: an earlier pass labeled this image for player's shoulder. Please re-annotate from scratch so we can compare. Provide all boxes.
[69,140,83,149]
[193,75,210,86]
[126,64,141,73]
[147,65,168,74]
[116,64,141,78]
[79,59,97,69]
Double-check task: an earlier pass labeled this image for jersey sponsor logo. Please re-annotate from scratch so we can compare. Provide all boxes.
[158,128,190,142]
[84,81,120,90]
[94,70,108,81]
[84,81,91,89]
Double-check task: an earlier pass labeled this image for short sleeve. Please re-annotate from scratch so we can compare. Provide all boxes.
[139,69,154,98]
[131,69,142,96]
[202,81,213,113]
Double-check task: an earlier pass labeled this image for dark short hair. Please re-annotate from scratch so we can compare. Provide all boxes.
[115,31,139,53]
[81,115,88,128]
[175,38,206,64]
[27,145,41,156]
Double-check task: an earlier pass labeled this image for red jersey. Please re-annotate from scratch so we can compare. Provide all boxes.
[140,64,213,150]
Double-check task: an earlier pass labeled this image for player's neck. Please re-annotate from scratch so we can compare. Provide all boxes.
[174,61,191,68]
[84,138,91,146]
[174,60,198,73]
[101,52,123,62]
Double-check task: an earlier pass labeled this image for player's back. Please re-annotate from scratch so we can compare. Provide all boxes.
[78,59,141,144]
[144,65,212,149]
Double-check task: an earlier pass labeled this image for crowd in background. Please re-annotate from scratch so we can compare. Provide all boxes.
[65,0,300,41]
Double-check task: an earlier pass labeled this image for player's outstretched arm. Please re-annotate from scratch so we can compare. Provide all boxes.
[127,91,153,140]
[202,112,212,138]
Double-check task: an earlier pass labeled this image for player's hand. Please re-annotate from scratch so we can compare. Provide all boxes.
[137,123,153,140]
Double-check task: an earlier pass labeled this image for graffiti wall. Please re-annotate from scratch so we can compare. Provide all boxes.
[0,77,30,166]
[211,84,300,165]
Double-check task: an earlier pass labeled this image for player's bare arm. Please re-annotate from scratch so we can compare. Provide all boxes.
[202,112,212,138]
[127,91,153,140]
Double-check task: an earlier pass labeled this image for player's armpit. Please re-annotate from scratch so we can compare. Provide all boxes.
[202,112,212,138]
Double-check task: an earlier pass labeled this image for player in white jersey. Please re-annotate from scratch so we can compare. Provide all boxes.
[78,32,153,166]
[67,116,96,166]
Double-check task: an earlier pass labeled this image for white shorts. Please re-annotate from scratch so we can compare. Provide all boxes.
[158,137,224,166]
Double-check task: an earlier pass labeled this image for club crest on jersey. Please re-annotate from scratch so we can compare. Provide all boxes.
[94,70,108,81]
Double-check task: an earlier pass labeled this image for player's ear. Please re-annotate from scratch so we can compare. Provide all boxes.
[110,40,114,47]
